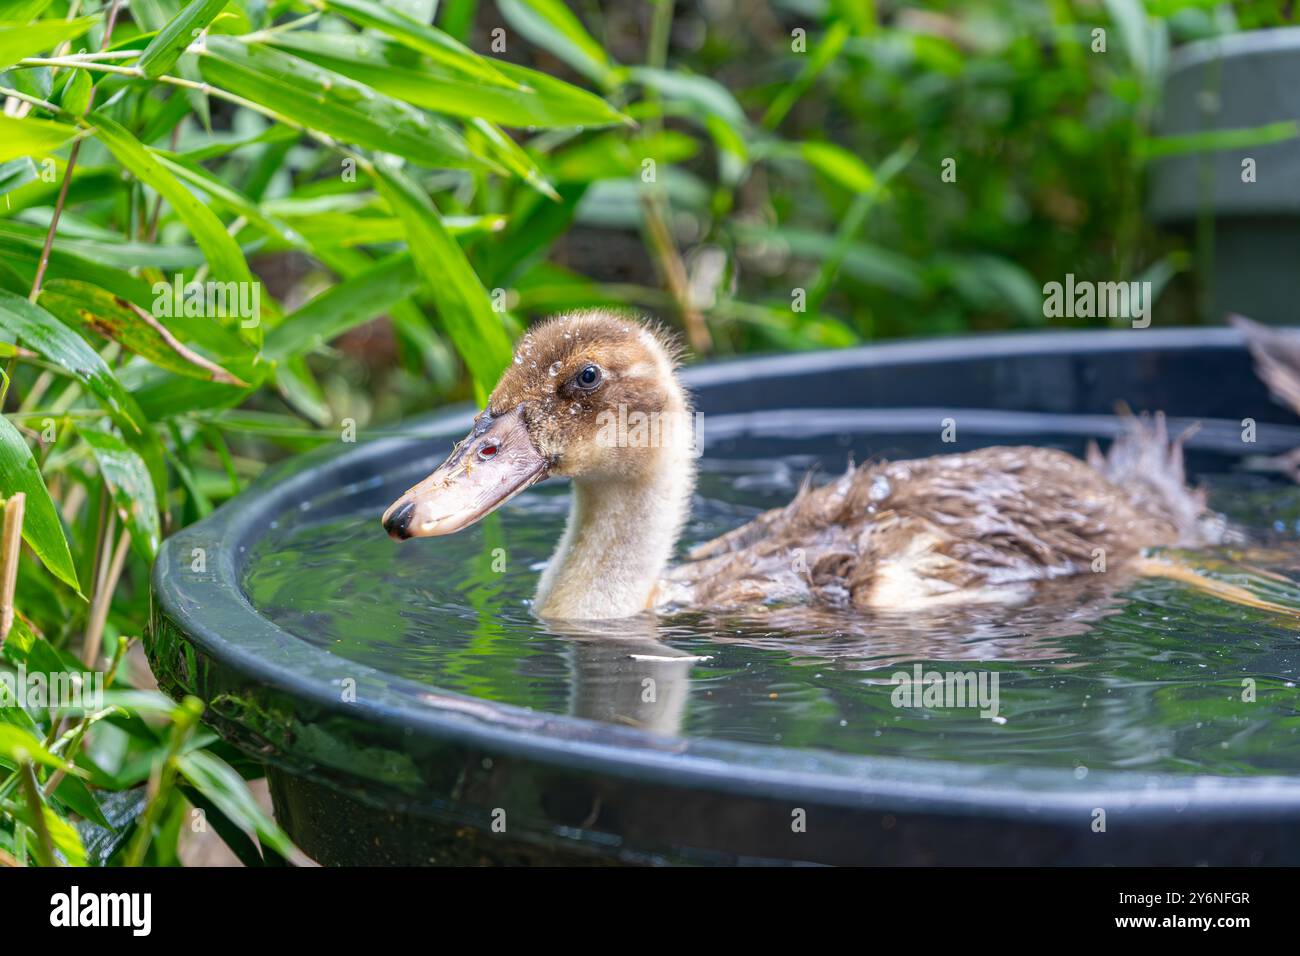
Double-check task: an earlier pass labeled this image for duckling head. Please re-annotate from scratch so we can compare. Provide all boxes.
[382,310,691,540]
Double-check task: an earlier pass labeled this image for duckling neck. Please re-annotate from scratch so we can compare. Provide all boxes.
[534,456,695,619]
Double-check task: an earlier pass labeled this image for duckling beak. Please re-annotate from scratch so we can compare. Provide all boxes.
[382,404,548,540]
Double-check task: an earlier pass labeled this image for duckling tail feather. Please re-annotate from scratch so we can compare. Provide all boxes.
[1086,410,1220,547]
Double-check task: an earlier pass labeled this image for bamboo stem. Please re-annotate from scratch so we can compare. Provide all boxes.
[19,762,56,866]
[82,527,130,668]
[0,492,25,647]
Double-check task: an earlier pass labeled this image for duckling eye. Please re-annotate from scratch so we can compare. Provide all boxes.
[478,442,499,460]
[575,364,602,390]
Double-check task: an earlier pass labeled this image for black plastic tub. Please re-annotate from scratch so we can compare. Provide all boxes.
[147,328,1300,865]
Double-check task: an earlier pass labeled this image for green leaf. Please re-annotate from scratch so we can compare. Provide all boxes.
[1140,121,1300,161]
[1103,0,1152,78]
[153,151,298,246]
[88,112,254,287]
[271,210,500,249]
[705,114,748,186]
[0,113,79,164]
[735,225,926,298]
[177,782,266,866]
[75,425,161,561]
[266,31,629,129]
[629,66,748,128]
[323,0,518,88]
[139,0,229,78]
[798,141,877,194]
[468,118,558,200]
[0,16,96,71]
[0,723,76,771]
[57,67,92,116]
[0,157,37,196]
[496,0,613,86]
[52,775,111,830]
[7,795,87,865]
[265,254,418,362]
[176,749,298,859]
[0,289,145,434]
[376,167,512,398]
[40,279,250,385]
[0,0,55,20]
[0,414,79,593]
[199,37,486,171]
[0,219,205,272]
[762,20,849,129]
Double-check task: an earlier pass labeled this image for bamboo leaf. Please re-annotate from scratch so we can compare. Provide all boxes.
[57,67,92,116]
[176,749,298,859]
[468,118,559,200]
[52,775,111,829]
[0,113,79,164]
[139,0,229,78]
[0,289,145,434]
[0,722,78,772]
[496,0,613,86]
[1140,121,1300,161]
[199,37,487,171]
[798,141,877,194]
[6,793,87,865]
[266,31,629,129]
[322,0,518,88]
[39,279,249,386]
[0,157,37,196]
[75,425,161,562]
[629,66,748,127]
[0,16,96,71]
[376,168,513,397]
[0,0,55,20]
[265,254,418,362]
[0,219,206,272]
[0,414,79,594]
[153,151,300,245]
[88,112,254,287]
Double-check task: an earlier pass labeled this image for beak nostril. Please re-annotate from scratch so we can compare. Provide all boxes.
[384,500,416,540]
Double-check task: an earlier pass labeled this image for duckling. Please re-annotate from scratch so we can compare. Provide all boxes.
[383,311,1237,620]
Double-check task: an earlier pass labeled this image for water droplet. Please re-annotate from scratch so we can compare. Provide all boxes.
[549,361,561,376]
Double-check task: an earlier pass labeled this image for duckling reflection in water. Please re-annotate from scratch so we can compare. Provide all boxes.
[384,311,1288,622]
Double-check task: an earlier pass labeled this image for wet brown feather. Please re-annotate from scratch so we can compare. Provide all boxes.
[666,416,1219,611]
